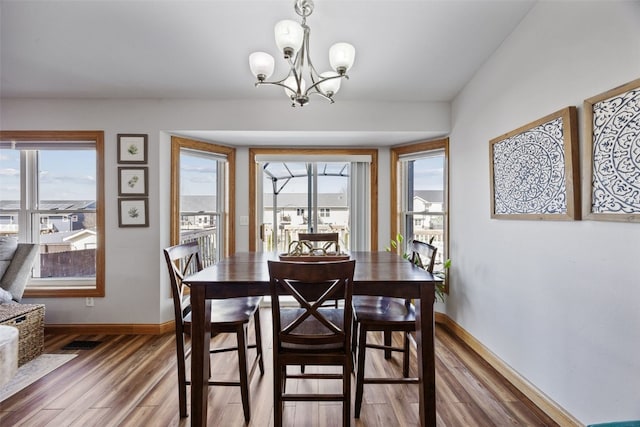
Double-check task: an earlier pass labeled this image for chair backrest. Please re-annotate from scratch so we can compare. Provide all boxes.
[268,260,355,349]
[298,232,340,254]
[163,241,203,326]
[410,239,438,273]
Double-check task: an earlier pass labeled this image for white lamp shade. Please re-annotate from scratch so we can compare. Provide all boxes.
[249,52,275,79]
[274,20,304,56]
[283,75,305,98]
[318,71,341,96]
[329,42,355,73]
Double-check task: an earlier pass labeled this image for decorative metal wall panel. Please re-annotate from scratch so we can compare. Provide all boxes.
[489,107,580,220]
[584,78,640,222]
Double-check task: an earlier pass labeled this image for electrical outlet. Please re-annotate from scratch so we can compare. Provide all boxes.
[85,297,95,307]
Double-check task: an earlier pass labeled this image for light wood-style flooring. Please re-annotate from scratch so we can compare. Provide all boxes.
[0,309,558,426]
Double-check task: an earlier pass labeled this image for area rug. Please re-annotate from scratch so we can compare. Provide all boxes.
[0,353,77,402]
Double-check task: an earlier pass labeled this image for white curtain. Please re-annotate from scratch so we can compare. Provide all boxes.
[349,161,370,251]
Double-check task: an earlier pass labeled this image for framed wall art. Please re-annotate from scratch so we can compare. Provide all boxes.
[118,198,149,227]
[584,78,640,222]
[117,134,148,164]
[118,167,148,196]
[489,106,580,220]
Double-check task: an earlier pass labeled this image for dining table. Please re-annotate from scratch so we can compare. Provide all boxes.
[183,251,440,426]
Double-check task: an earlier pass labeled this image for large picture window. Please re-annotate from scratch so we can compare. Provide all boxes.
[0,131,105,297]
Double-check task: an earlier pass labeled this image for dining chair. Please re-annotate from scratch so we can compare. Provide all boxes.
[163,241,264,422]
[268,259,356,427]
[297,232,341,312]
[351,239,437,418]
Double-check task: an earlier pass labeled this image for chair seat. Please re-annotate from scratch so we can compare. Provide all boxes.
[185,296,262,326]
[278,308,346,352]
[352,296,415,326]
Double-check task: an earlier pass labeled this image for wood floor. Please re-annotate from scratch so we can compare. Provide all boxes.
[0,309,558,426]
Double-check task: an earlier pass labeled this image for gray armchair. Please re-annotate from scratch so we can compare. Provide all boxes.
[0,244,38,302]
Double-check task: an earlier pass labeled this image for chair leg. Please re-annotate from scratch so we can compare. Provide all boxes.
[343,361,351,426]
[354,325,367,418]
[253,309,264,375]
[176,332,188,418]
[384,330,392,359]
[273,360,283,427]
[237,324,251,423]
[403,331,410,378]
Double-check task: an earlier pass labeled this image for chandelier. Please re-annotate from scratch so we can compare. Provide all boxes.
[248,0,355,107]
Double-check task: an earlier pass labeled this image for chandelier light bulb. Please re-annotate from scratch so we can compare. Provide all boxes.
[329,43,356,74]
[283,75,306,99]
[274,20,304,58]
[249,52,275,81]
[318,71,341,97]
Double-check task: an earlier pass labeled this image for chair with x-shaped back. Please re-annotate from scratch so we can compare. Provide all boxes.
[163,241,264,422]
[351,239,437,418]
[268,259,355,427]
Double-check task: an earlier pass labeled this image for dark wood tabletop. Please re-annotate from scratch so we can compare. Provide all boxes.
[184,251,439,426]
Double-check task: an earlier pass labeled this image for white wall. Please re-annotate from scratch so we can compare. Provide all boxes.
[449,1,640,424]
[0,99,447,325]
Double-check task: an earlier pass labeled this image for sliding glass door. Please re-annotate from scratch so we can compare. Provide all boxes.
[260,161,350,253]
[250,148,377,253]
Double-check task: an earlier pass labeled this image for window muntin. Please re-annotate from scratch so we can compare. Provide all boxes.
[0,131,105,296]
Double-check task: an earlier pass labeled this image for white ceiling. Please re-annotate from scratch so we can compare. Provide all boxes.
[0,0,536,145]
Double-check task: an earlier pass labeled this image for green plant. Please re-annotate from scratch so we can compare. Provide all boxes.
[386,233,410,260]
[433,258,451,303]
[386,233,450,303]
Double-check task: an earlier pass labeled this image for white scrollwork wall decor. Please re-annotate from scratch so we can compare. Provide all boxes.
[584,78,640,222]
[489,107,580,220]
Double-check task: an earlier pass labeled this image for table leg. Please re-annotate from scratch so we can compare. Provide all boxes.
[415,282,436,426]
[190,287,211,427]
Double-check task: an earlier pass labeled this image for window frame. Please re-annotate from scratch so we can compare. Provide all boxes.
[391,138,449,288]
[170,136,235,257]
[0,130,105,297]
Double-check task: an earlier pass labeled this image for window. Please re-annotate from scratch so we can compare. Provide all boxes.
[0,130,105,297]
[170,136,235,264]
[249,148,378,252]
[391,139,449,274]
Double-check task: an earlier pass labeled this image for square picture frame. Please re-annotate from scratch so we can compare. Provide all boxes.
[118,167,148,196]
[583,78,640,222]
[118,198,149,227]
[117,134,148,164]
[489,106,580,220]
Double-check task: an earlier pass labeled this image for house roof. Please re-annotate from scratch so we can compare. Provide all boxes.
[415,190,443,204]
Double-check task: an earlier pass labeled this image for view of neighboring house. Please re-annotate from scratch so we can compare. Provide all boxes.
[0,200,97,277]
